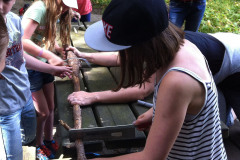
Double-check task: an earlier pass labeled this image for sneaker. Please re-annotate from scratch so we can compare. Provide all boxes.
[44,140,59,155]
[36,147,49,160]
[37,144,55,159]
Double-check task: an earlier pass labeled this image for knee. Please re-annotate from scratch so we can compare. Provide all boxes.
[37,110,50,120]
[48,105,55,114]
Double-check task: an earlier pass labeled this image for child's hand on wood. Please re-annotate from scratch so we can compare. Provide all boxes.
[133,109,153,131]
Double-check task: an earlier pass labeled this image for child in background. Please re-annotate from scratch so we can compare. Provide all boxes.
[73,0,92,24]
[0,1,72,159]
[84,0,227,159]
[21,0,77,159]
[18,3,30,19]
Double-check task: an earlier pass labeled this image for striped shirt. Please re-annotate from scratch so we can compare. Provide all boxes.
[153,67,227,160]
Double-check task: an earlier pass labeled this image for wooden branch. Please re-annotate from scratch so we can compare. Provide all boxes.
[59,120,71,131]
[67,50,87,160]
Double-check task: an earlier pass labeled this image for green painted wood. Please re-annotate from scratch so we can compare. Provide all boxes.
[82,67,146,148]
[109,67,152,118]
[109,66,129,85]
[82,67,117,91]
[131,94,153,118]
[54,73,98,149]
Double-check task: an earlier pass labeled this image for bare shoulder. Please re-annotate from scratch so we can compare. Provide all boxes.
[159,70,202,99]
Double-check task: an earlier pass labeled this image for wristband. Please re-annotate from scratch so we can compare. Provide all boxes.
[38,49,44,57]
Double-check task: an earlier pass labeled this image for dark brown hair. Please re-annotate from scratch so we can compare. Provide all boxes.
[117,22,184,90]
[0,14,9,60]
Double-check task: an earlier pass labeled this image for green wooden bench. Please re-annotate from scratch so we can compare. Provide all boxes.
[55,65,149,157]
[55,63,230,158]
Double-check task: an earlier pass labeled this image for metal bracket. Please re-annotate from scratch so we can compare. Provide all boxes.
[69,124,135,142]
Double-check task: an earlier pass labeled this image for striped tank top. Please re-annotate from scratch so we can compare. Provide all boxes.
[153,67,227,160]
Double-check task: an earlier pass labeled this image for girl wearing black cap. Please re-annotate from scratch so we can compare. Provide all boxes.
[83,0,227,159]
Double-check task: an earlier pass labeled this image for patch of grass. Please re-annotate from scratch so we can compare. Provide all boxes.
[200,0,240,33]
[91,0,110,13]
[91,0,240,33]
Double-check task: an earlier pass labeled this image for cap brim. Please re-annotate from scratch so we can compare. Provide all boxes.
[84,21,131,52]
[62,0,78,9]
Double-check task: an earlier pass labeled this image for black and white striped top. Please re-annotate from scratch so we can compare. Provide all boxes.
[153,67,227,160]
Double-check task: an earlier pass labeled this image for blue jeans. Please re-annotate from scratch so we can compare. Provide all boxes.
[0,96,36,160]
[169,0,206,31]
[21,96,37,145]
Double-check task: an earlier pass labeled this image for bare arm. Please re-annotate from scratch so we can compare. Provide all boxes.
[68,74,155,106]
[22,18,64,66]
[67,46,120,66]
[92,71,199,160]
[24,52,72,78]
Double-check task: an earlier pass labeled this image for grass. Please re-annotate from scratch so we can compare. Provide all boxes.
[91,0,240,33]
[200,0,240,33]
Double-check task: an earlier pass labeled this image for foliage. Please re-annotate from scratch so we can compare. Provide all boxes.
[200,0,240,33]
[91,0,240,33]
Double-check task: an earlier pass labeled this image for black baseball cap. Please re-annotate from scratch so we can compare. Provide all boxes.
[85,0,169,51]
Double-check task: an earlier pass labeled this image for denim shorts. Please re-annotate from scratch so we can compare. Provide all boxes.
[80,13,91,22]
[27,70,54,92]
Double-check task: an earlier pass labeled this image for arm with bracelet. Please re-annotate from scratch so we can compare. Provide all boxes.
[22,11,64,66]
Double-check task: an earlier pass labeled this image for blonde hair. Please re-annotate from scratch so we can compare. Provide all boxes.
[42,0,72,51]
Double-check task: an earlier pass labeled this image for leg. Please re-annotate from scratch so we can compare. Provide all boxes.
[185,1,206,31]
[223,90,240,120]
[32,90,50,146]
[0,110,23,160]
[169,0,188,28]
[42,82,55,141]
[28,70,56,158]
[218,73,240,122]
[21,96,37,145]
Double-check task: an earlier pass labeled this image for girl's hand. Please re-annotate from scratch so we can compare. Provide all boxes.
[67,91,97,106]
[133,109,153,131]
[55,46,66,58]
[51,65,72,79]
[72,10,81,20]
[65,46,83,58]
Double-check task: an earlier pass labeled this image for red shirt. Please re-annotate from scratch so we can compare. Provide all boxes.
[73,0,92,16]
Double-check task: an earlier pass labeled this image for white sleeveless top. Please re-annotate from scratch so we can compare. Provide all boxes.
[153,67,227,160]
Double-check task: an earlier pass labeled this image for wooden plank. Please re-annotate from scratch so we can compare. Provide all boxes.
[131,94,153,117]
[55,75,98,128]
[109,66,151,116]
[109,67,128,85]
[82,67,117,91]
[82,67,142,127]
[54,73,98,149]
[23,146,36,160]
[82,67,146,149]
[69,124,135,141]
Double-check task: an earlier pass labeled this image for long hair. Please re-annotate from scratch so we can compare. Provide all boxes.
[0,14,9,60]
[42,0,72,51]
[117,22,185,90]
